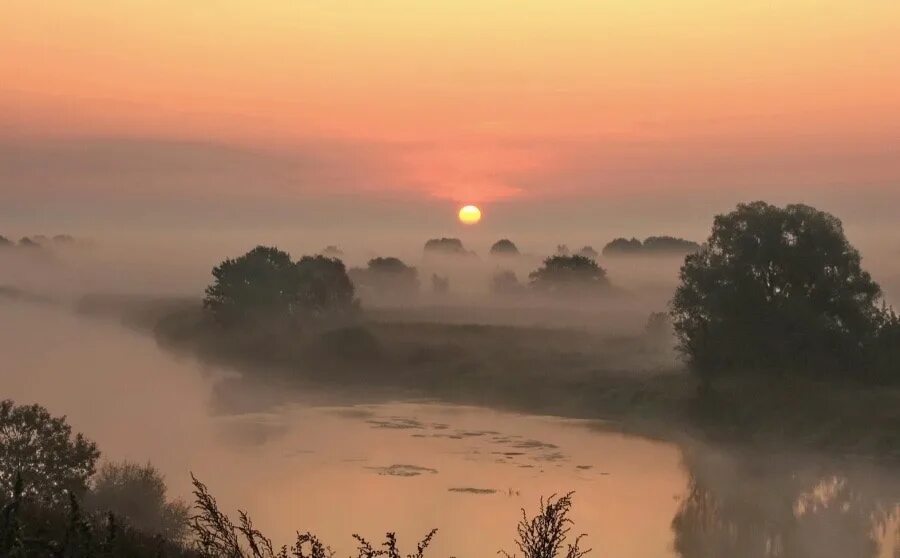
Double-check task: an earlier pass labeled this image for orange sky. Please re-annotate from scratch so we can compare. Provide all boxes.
[3,0,900,205]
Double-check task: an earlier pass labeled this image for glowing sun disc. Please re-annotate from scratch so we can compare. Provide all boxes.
[458,205,482,225]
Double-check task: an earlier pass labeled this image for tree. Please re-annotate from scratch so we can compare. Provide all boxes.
[670,202,886,380]
[528,255,610,294]
[601,238,642,256]
[87,461,189,541]
[642,236,700,255]
[576,246,598,260]
[294,255,357,318]
[203,246,299,325]
[17,237,39,248]
[0,400,100,506]
[350,257,419,297]
[490,239,520,256]
[0,235,10,247]
[491,270,524,296]
[423,238,468,256]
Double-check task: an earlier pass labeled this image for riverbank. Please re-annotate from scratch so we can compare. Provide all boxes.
[68,294,900,460]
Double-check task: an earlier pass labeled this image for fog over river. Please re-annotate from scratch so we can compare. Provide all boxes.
[1,300,897,557]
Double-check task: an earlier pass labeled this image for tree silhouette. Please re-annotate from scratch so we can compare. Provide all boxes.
[17,237,39,248]
[576,246,598,260]
[490,239,520,256]
[529,255,609,294]
[0,400,100,507]
[424,238,467,256]
[601,238,642,256]
[294,255,357,318]
[203,247,356,326]
[670,202,886,380]
[0,235,10,247]
[87,461,190,541]
[203,246,300,325]
[602,236,699,256]
[349,257,419,297]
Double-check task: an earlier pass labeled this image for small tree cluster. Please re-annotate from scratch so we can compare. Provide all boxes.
[203,246,356,327]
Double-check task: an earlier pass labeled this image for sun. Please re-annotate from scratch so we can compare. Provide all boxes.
[458,204,482,225]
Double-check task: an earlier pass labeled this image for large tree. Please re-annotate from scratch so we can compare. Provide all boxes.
[204,247,357,325]
[294,255,357,317]
[0,400,100,506]
[529,255,609,294]
[203,246,300,325]
[670,202,885,380]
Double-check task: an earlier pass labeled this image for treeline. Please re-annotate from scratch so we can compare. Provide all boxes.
[0,400,587,558]
[602,236,700,257]
[0,234,80,249]
[201,201,898,387]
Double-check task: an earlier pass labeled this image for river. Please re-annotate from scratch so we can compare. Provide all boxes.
[1,300,897,557]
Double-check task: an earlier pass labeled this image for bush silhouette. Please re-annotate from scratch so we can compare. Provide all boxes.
[529,255,609,294]
[423,238,468,256]
[490,239,520,256]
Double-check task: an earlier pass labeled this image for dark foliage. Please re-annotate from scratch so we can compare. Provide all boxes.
[0,235,11,247]
[0,473,194,558]
[294,255,357,318]
[87,461,190,541]
[575,246,598,260]
[529,256,610,294]
[670,202,891,382]
[203,246,301,326]
[602,236,699,257]
[642,236,701,255]
[501,493,590,558]
[601,238,641,256]
[0,400,100,507]
[350,258,419,297]
[423,238,467,256]
[490,239,520,256]
[18,237,40,248]
[203,247,356,327]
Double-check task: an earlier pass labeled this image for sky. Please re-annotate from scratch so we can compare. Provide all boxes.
[2,1,900,240]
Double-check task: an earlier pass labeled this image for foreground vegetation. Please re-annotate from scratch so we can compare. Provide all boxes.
[1,399,590,558]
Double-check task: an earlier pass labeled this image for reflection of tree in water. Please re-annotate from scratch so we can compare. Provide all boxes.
[671,445,900,558]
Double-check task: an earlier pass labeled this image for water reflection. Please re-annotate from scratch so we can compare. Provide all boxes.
[672,445,900,558]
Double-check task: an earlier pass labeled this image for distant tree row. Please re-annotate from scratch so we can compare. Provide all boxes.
[0,234,77,248]
[602,236,700,257]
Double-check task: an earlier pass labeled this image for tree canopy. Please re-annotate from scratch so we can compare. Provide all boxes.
[203,246,356,326]
[423,237,468,256]
[87,461,190,541]
[528,255,610,294]
[489,239,520,256]
[576,246,598,259]
[602,236,699,256]
[0,400,100,506]
[349,257,419,297]
[670,202,890,380]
